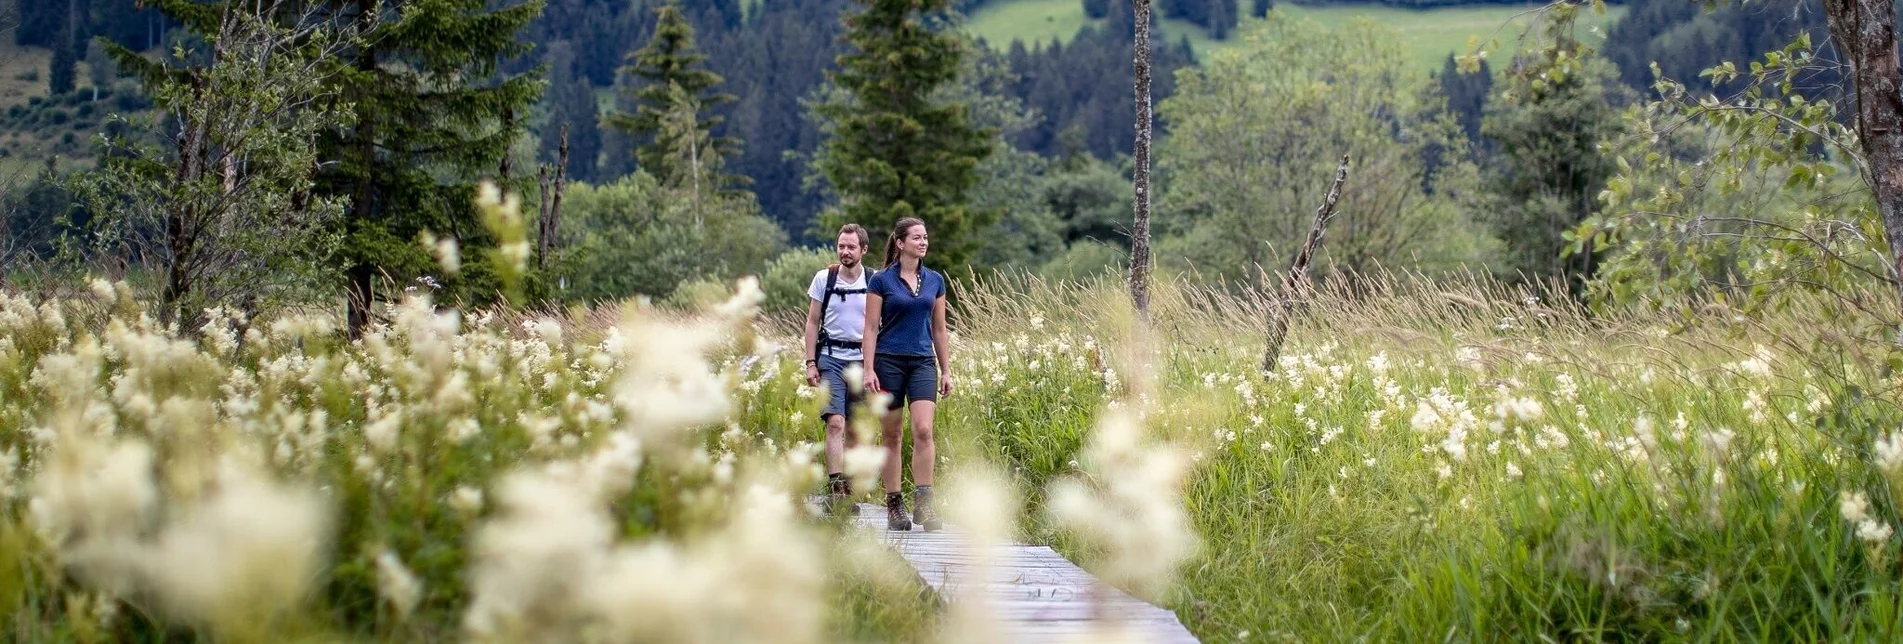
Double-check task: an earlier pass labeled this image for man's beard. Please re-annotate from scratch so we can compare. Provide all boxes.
[838,256,858,268]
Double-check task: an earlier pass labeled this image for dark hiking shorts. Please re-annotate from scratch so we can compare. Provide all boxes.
[819,355,862,423]
[874,353,938,411]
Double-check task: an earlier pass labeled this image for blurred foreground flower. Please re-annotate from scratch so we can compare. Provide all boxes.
[1047,408,1197,599]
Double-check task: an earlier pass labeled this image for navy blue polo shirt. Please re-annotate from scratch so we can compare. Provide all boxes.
[869,265,945,357]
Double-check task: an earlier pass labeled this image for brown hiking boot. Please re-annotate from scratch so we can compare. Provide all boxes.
[914,488,943,532]
[885,493,912,531]
[822,476,859,517]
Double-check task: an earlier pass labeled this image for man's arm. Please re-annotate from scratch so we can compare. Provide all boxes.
[803,277,824,386]
[803,297,824,364]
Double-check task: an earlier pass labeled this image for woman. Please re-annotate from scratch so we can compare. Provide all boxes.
[861,217,954,531]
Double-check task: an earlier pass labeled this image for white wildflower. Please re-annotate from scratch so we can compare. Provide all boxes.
[377,548,423,618]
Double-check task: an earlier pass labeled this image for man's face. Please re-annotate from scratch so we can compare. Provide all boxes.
[836,233,863,267]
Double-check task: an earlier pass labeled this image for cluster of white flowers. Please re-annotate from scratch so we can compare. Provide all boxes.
[1049,408,1196,598]
[1840,491,1895,544]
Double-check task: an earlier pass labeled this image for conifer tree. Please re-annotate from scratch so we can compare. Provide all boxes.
[813,0,993,269]
[607,2,741,190]
[49,0,79,95]
[120,1,546,335]
[318,0,546,335]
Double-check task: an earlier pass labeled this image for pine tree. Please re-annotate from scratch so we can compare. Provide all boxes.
[812,0,993,269]
[318,0,547,336]
[49,0,79,95]
[50,37,78,95]
[607,2,741,190]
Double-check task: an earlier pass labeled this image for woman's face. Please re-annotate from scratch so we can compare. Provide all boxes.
[901,225,929,259]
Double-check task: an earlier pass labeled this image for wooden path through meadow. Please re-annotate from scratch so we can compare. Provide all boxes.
[845,501,1201,643]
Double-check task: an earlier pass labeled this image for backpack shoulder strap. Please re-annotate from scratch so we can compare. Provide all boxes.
[814,265,840,359]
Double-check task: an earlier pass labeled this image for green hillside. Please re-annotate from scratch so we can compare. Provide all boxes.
[965,0,1627,73]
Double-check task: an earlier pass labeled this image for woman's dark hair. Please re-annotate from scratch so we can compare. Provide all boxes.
[882,217,925,269]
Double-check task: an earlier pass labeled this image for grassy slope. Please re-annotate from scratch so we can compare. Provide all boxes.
[0,38,114,174]
[965,0,1626,73]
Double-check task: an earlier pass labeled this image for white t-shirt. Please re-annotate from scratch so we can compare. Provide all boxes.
[808,266,869,361]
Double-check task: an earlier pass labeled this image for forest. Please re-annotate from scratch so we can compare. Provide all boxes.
[0,0,1849,313]
[7,0,1903,640]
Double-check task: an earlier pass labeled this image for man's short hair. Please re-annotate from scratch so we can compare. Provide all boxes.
[838,224,871,251]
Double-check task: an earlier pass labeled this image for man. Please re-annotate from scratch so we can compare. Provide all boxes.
[804,223,873,515]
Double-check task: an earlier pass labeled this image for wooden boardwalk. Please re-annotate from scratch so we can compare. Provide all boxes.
[846,501,1201,643]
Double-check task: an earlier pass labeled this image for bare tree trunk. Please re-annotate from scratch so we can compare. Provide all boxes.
[345,0,379,339]
[500,106,515,183]
[1821,0,1903,306]
[162,73,212,327]
[1262,154,1349,375]
[538,125,568,270]
[1129,0,1154,321]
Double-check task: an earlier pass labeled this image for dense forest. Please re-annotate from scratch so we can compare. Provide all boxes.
[0,0,1862,315]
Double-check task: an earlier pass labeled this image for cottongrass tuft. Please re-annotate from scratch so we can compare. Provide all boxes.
[1047,408,1197,599]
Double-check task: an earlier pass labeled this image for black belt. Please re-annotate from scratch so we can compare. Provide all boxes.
[818,336,859,349]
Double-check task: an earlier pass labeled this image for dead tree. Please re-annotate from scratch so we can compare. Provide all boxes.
[1128,0,1155,320]
[1262,153,1349,375]
[1819,0,1903,306]
[536,124,569,271]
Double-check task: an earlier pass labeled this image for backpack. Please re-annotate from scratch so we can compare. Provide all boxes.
[814,264,870,359]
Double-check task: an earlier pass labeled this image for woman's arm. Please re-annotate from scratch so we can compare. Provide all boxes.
[932,294,952,397]
[862,291,882,393]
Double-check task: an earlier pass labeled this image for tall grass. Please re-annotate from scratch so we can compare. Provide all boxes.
[944,268,1903,640]
[3,265,1901,641]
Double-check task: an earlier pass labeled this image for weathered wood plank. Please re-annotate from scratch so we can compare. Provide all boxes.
[831,500,1200,643]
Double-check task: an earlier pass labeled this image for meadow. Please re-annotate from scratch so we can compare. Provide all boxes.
[964,0,1627,72]
[3,260,1901,641]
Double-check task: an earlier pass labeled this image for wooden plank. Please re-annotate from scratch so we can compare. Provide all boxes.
[821,499,1200,644]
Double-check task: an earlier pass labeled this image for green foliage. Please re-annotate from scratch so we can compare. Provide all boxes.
[606,2,742,191]
[557,172,786,305]
[948,43,1064,272]
[309,0,548,324]
[1603,0,1838,101]
[1479,3,1627,287]
[1436,53,1491,145]
[1577,34,1885,317]
[49,34,77,96]
[811,0,994,270]
[80,4,352,324]
[536,42,603,184]
[1157,12,1497,284]
[757,246,838,318]
[1038,239,1127,281]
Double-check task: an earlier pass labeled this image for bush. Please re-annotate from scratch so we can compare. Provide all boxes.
[1039,240,1126,282]
[757,246,836,321]
[557,172,787,305]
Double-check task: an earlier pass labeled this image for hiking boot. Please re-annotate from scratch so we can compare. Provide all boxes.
[914,489,943,532]
[822,476,858,517]
[885,493,912,531]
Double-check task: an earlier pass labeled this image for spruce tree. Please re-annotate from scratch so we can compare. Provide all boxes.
[813,0,992,269]
[318,0,547,335]
[607,2,741,190]
[49,0,79,95]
